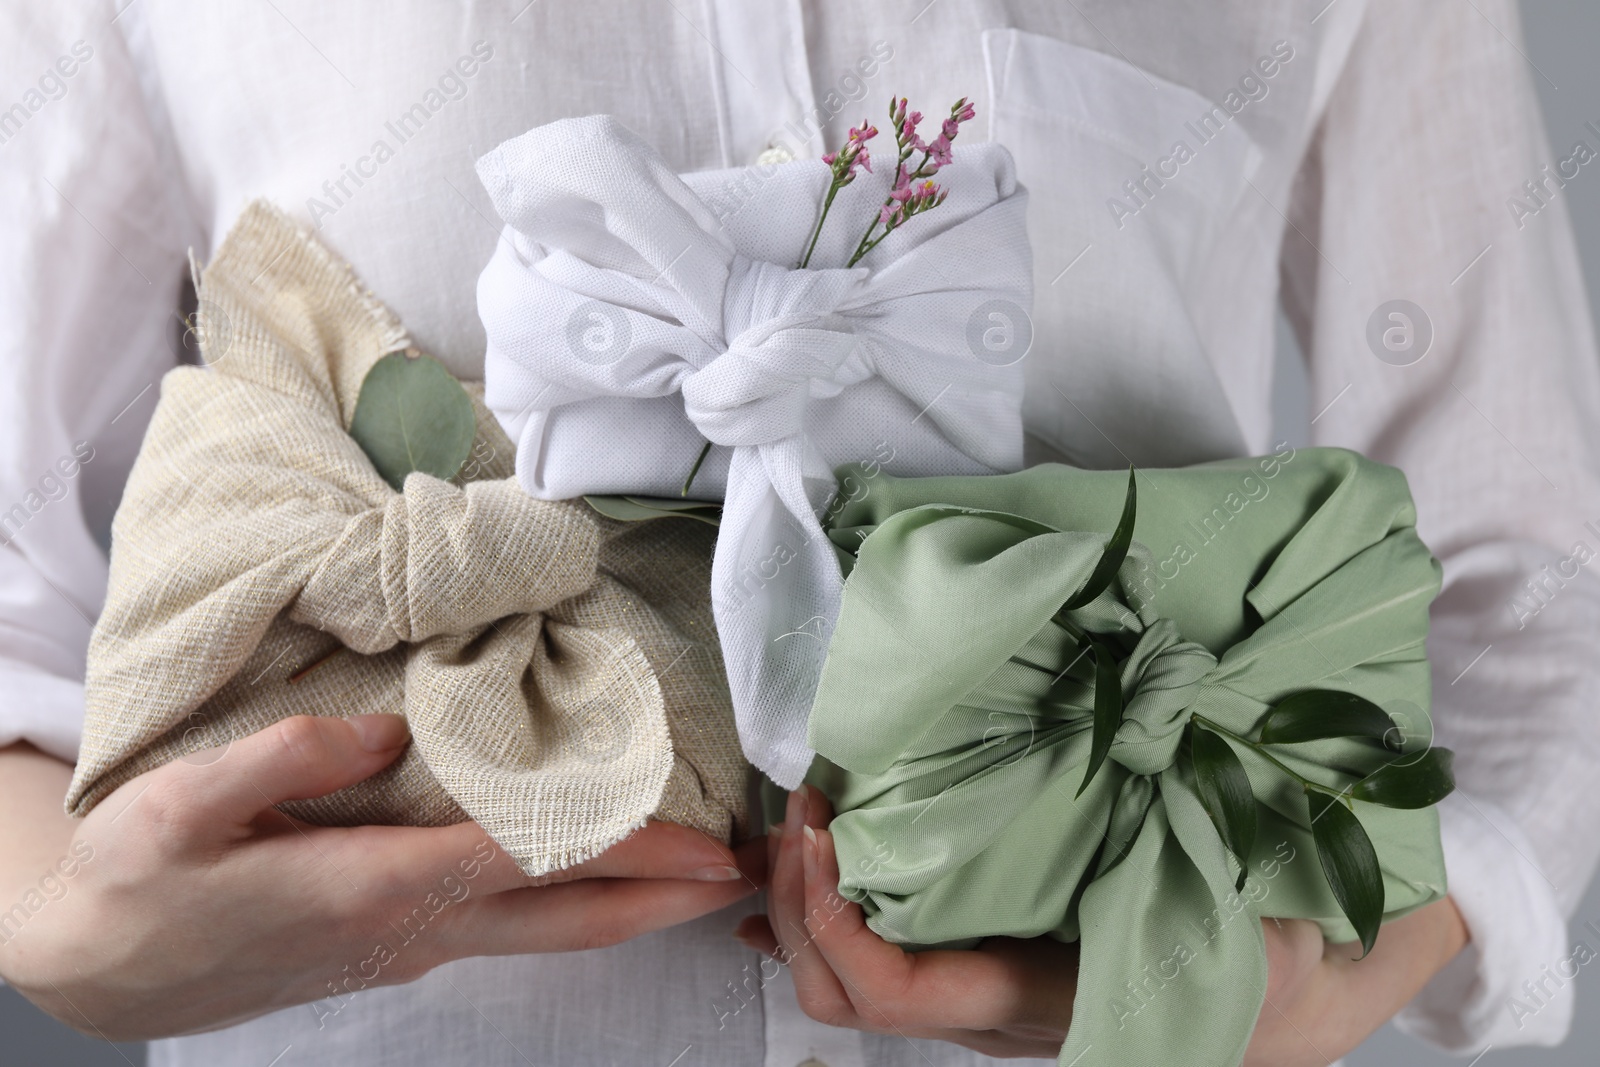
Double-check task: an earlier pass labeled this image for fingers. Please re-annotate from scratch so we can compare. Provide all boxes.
[548,821,761,885]
[769,787,858,1028]
[425,820,766,896]
[733,913,781,957]
[752,787,1075,1057]
[796,821,913,1031]
[146,715,410,834]
[1246,898,1468,1067]
[446,868,761,957]
[343,819,533,898]
[1259,917,1324,1007]
[320,815,769,907]
[765,818,783,887]
[783,788,1077,1046]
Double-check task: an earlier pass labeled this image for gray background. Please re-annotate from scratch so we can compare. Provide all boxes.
[3,1,1598,1064]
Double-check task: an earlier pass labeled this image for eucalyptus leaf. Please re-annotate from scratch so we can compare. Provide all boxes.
[584,495,723,527]
[1076,639,1123,797]
[1062,466,1137,611]
[1258,690,1400,749]
[1351,748,1456,809]
[349,351,476,491]
[1307,789,1384,957]
[1192,725,1258,891]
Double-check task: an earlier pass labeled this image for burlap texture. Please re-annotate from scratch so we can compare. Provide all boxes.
[66,200,749,874]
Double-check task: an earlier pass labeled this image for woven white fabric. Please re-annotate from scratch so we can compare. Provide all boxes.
[476,115,1032,786]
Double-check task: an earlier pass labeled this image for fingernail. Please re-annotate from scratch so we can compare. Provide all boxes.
[689,865,744,882]
[348,714,409,753]
[801,825,818,880]
[785,788,807,836]
[732,930,778,960]
[769,823,785,840]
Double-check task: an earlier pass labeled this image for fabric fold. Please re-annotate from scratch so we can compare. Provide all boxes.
[68,201,748,874]
[476,114,1032,787]
[806,450,1449,1066]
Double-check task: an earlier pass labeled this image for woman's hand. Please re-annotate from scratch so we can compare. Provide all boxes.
[1245,886,1467,1065]
[739,786,1077,1058]
[0,715,764,1040]
[741,786,1466,1062]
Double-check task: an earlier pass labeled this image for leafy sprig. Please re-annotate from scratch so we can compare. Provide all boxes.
[681,94,977,497]
[1057,469,1456,956]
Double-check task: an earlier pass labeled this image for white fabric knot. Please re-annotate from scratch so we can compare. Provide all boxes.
[684,257,868,448]
[476,114,1032,787]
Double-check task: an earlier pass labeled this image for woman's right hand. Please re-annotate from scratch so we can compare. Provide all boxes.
[0,714,763,1040]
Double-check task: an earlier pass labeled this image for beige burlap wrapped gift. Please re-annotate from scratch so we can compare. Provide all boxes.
[66,201,749,873]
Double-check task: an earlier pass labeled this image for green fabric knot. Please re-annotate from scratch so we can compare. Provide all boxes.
[1108,618,1217,777]
[806,452,1449,1067]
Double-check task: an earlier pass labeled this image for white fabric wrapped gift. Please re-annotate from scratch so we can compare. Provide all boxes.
[476,114,1031,787]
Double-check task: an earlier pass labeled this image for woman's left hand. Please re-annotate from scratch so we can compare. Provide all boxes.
[739,786,1467,1063]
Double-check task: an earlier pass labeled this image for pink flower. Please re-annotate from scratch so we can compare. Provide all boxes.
[891,162,915,199]
[820,93,980,268]
[825,122,878,185]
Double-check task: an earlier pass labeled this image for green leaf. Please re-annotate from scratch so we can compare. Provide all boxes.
[1062,466,1137,611]
[1192,726,1258,892]
[1351,748,1455,809]
[1076,640,1123,797]
[584,495,723,527]
[1258,691,1400,749]
[349,352,476,491]
[1307,789,1384,958]
[682,439,715,497]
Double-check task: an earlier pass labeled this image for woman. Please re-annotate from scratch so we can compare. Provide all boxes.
[1,2,1594,1064]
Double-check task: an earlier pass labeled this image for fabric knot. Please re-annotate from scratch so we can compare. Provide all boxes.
[477,117,1030,788]
[1107,618,1218,776]
[679,255,869,447]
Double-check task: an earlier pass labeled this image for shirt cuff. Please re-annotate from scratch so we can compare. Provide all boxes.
[0,664,85,764]
[1393,791,1573,1050]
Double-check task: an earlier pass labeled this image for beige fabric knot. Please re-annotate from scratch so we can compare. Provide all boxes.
[67,201,749,874]
[291,476,601,652]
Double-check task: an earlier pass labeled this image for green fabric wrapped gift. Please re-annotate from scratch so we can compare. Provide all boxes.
[805,447,1452,1067]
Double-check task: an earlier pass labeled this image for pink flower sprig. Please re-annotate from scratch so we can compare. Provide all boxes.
[822,121,878,179]
[798,121,879,270]
[846,96,975,267]
[688,97,973,495]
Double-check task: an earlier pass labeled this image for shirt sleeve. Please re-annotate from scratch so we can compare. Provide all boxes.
[0,1,193,763]
[1280,0,1600,1050]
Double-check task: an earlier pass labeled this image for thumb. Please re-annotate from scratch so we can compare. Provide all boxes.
[169,714,410,830]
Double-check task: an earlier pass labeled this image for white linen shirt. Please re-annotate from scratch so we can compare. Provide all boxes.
[2,1,1597,1064]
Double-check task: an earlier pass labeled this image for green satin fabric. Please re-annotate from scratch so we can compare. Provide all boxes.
[804,448,1448,1067]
